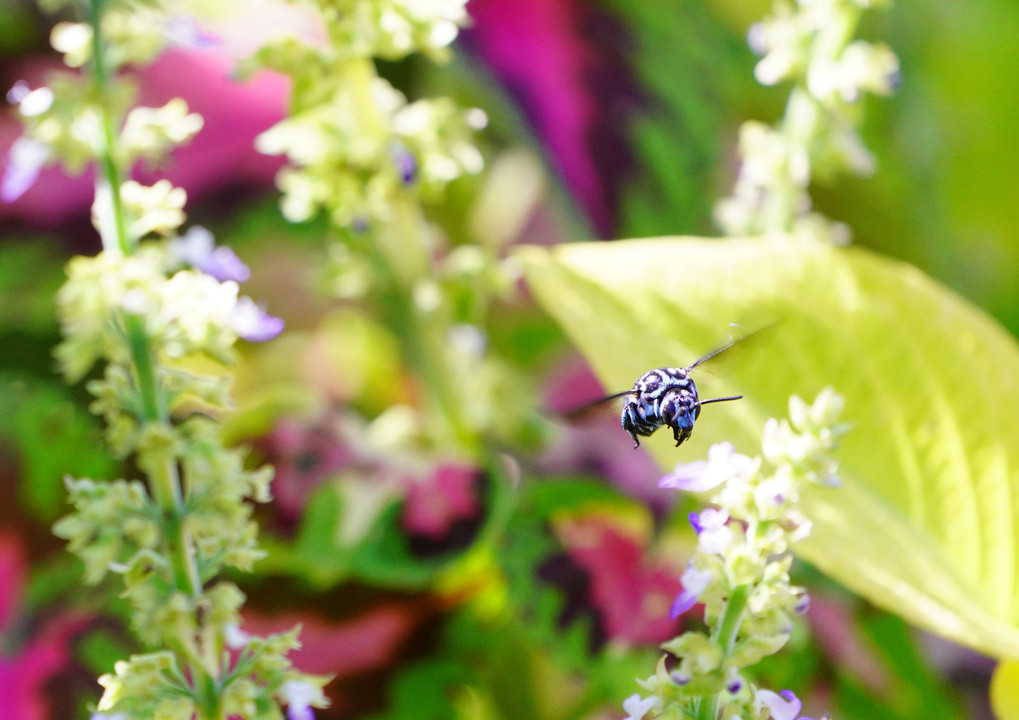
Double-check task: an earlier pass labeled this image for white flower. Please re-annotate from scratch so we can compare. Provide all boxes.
[224,623,250,650]
[692,508,734,555]
[50,21,93,67]
[622,693,660,720]
[7,81,53,116]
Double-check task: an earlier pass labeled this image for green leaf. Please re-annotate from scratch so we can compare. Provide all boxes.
[0,374,116,519]
[854,612,964,719]
[516,236,1019,659]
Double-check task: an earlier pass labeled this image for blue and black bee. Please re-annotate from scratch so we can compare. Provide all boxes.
[567,336,746,449]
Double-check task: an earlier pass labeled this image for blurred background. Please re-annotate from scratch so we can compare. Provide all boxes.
[0,0,1015,717]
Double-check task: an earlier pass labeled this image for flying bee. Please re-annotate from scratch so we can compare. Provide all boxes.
[565,335,749,449]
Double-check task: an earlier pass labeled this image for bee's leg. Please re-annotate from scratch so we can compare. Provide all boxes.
[622,406,641,449]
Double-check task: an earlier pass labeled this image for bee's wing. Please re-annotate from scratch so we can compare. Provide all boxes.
[560,389,635,423]
[685,323,776,372]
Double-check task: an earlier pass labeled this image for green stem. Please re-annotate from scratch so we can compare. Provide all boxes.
[714,584,750,655]
[696,584,750,720]
[125,314,165,422]
[194,672,224,720]
[88,0,131,256]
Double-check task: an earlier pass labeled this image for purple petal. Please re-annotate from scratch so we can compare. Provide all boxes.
[282,680,317,720]
[669,588,698,620]
[2,137,48,202]
[688,511,703,534]
[757,689,803,720]
[6,80,29,104]
[660,442,744,492]
[243,312,284,342]
[164,16,222,47]
[394,149,417,185]
[794,593,811,615]
[202,245,251,282]
[232,297,284,342]
[170,225,215,266]
[659,459,709,491]
[670,671,690,686]
[8,83,53,116]
[170,226,251,282]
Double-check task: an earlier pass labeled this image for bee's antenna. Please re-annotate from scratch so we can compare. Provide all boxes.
[697,395,743,406]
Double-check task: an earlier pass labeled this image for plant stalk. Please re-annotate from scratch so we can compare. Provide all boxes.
[696,584,750,720]
[86,1,219,714]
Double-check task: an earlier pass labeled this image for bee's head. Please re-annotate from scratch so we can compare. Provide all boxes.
[661,391,700,430]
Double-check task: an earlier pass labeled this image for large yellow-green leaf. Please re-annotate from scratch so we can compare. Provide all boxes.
[516,236,1019,659]
[992,660,1019,719]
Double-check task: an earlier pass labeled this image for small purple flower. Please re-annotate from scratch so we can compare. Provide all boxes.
[794,593,811,615]
[725,667,744,694]
[670,563,712,619]
[391,140,419,186]
[231,297,284,342]
[757,689,819,720]
[661,458,708,491]
[170,226,251,282]
[204,246,251,282]
[659,442,745,492]
[281,680,317,720]
[1,136,49,202]
[163,16,222,47]
[391,144,418,185]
